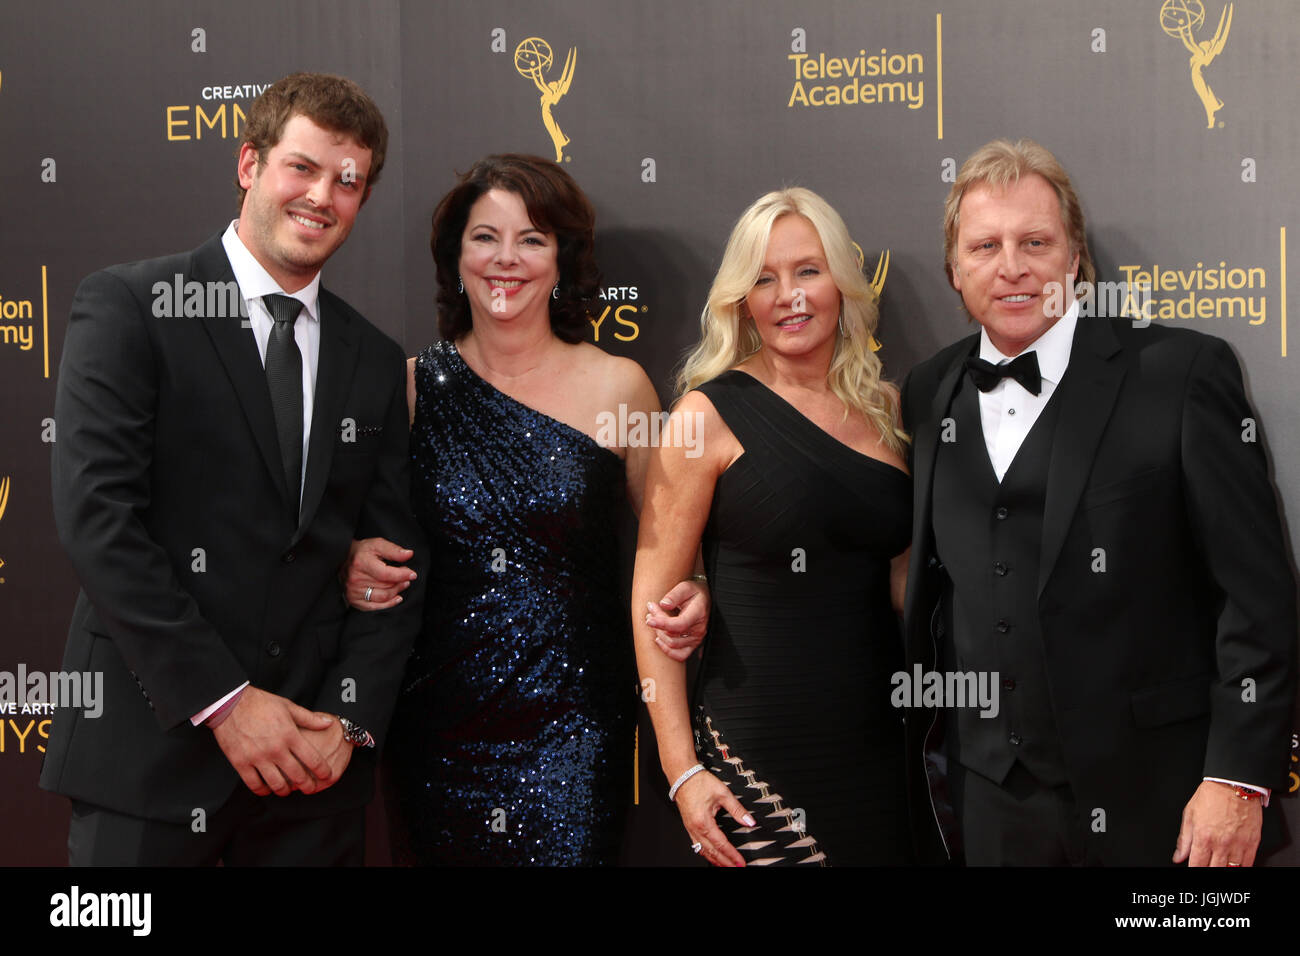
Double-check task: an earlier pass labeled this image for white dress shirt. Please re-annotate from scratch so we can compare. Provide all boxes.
[976,301,1078,483]
[221,219,321,501]
[193,223,324,727]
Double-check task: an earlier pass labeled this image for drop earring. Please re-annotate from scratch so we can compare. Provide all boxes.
[552,282,560,300]
[457,274,464,294]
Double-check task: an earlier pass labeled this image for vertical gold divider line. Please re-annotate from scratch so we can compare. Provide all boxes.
[1280,227,1287,358]
[42,265,50,379]
[936,14,944,141]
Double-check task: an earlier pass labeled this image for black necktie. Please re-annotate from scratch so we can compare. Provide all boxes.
[964,351,1042,396]
[263,294,304,504]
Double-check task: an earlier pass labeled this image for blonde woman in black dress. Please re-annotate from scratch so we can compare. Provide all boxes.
[633,188,936,866]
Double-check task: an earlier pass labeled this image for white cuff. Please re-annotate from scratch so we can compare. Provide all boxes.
[191,682,250,726]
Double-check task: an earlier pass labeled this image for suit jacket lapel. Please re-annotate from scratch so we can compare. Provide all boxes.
[1038,318,1126,596]
[912,337,977,555]
[191,236,292,507]
[905,336,976,634]
[295,294,360,540]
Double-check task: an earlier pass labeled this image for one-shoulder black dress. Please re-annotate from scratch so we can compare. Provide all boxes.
[387,341,635,865]
[692,371,913,865]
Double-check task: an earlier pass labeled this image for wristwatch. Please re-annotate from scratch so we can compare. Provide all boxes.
[337,716,374,748]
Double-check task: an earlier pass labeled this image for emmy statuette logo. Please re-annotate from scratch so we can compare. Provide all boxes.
[515,37,576,162]
[853,242,891,352]
[0,475,9,583]
[1160,0,1233,129]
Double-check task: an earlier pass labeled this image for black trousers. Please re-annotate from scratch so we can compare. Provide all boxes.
[68,787,365,866]
[950,761,1095,866]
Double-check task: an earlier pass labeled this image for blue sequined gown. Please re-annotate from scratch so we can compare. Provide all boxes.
[388,341,635,865]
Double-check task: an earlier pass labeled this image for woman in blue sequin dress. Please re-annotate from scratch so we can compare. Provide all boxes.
[345,155,707,865]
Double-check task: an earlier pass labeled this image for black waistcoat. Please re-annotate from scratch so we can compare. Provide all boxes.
[932,370,1068,786]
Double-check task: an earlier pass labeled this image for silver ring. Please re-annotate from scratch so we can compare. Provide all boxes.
[1227,861,1242,867]
[364,586,374,602]
[691,842,702,854]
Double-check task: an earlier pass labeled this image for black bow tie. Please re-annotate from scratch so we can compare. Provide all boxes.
[964,352,1042,396]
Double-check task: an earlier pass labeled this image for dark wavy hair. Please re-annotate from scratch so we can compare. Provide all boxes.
[431,154,600,344]
[238,72,388,207]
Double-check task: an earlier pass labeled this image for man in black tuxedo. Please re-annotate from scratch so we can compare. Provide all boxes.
[41,73,424,865]
[901,139,1296,866]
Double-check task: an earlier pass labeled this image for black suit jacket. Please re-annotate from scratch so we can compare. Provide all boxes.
[901,316,1297,864]
[41,234,425,824]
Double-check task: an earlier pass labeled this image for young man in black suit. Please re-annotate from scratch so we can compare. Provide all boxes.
[41,72,424,865]
[901,139,1296,866]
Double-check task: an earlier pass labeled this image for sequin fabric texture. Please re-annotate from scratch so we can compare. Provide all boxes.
[388,341,635,865]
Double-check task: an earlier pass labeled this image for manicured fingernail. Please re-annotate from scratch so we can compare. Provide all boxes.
[646,602,658,613]
[742,814,756,827]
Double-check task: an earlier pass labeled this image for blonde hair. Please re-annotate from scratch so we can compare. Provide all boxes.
[677,187,907,455]
[943,138,1094,291]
